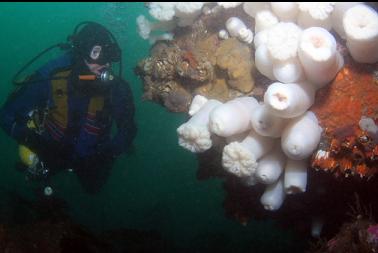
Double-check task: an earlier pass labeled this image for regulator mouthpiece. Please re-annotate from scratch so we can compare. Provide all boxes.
[79,69,114,82]
[100,69,114,82]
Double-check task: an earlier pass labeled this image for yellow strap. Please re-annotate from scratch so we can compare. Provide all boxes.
[88,96,104,115]
[50,70,70,128]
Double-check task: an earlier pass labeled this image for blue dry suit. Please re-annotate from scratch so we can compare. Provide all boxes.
[0,53,137,192]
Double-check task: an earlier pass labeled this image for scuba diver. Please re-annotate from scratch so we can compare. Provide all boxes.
[0,22,137,195]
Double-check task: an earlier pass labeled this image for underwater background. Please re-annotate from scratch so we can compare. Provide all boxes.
[0,3,305,252]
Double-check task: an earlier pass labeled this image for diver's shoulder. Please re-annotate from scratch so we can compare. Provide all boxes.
[37,53,74,78]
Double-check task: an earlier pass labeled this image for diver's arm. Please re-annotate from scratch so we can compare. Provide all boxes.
[105,80,137,157]
[0,74,49,143]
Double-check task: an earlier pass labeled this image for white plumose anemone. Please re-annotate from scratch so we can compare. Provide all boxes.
[343,4,378,63]
[175,3,205,27]
[272,57,305,84]
[264,82,316,118]
[217,2,242,9]
[298,27,344,88]
[254,29,269,49]
[147,2,176,21]
[281,111,322,160]
[250,103,288,138]
[256,146,286,185]
[260,176,286,211]
[284,158,308,194]
[255,44,275,80]
[266,22,302,62]
[255,10,279,33]
[243,2,271,18]
[297,2,335,30]
[177,99,222,153]
[209,97,258,137]
[270,2,299,22]
[332,2,362,39]
[188,95,209,116]
[136,15,175,43]
[222,130,275,177]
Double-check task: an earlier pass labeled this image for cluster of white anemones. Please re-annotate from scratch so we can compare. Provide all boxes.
[177,93,322,211]
[224,2,378,64]
[136,2,206,44]
[137,3,378,62]
[175,2,378,212]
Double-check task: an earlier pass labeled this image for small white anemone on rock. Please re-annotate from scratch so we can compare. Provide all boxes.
[225,17,254,44]
[359,116,378,135]
[218,29,229,40]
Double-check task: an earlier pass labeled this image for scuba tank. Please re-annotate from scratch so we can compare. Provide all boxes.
[19,110,49,180]
[19,110,53,196]
[19,145,39,169]
[19,112,39,168]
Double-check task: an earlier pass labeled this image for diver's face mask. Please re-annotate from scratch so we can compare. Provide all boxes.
[79,45,114,82]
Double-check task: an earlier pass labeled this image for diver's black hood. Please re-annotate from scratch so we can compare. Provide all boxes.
[72,23,113,65]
